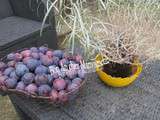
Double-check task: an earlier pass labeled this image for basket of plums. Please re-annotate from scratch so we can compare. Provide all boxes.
[0,46,86,104]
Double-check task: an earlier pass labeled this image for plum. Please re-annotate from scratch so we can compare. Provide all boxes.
[10,71,19,80]
[66,70,77,79]
[78,69,86,79]
[53,50,63,59]
[59,58,69,68]
[39,46,48,54]
[0,62,7,71]
[23,57,32,64]
[35,74,48,86]
[15,53,23,61]
[75,54,83,63]
[30,47,38,52]
[31,52,40,59]
[64,78,72,85]
[52,56,60,66]
[16,81,26,91]
[53,78,66,91]
[22,73,35,85]
[15,64,29,77]
[5,78,17,89]
[50,89,58,102]
[46,51,53,58]
[58,90,68,102]
[7,61,16,67]
[47,74,54,85]
[7,53,15,60]
[4,67,14,76]
[21,50,31,57]
[35,65,48,74]
[72,78,82,85]
[38,84,51,96]
[39,52,44,57]
[0,76,8,86]
[26,59,39,71]
[25,83,38,94]
[67,83,79,92]
[40,55,53,66]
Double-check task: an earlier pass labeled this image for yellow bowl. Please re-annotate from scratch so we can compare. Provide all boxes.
[95,54,143,87]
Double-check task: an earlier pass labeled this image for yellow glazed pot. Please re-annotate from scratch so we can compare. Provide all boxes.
[95,54,143,87]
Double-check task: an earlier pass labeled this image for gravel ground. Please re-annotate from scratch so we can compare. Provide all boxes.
[0,96,19,120]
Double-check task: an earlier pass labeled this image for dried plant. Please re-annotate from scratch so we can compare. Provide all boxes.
[40,0,160,64]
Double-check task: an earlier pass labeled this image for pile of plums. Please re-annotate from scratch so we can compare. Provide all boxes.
[0,46,86,103]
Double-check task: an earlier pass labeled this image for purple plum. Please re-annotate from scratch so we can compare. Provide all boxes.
[59,58,69,67]
[7,53,15,60]
[25,83,38,94]
[53,78,66,91]
[15,64,29,77]
[53,50,63,59]
[15,53,23,61]
[72,78,82,85]
[10,71,19,80]
[46,51,53,58]
[35,65,48,74]
[47,74,54,85]
[26,59,39,71]
[38,84,51,96]
[22,73,35,85]
[52,56,59,66]
[30,47,38,52]
[40,55,53,66]
[66,70,77,79]
[0,62,6,71]
[4,67,14,76]
[35,74,48,86]
[78,69,86,79]
[50,89,58,102]
[39,46,48,54]
[5,78,17,89]
[58,90,68,102]
[21,50,31,57]
[0,76,8,86]
[31,52,40,59]
[23,57,32,64]
[67,83,79,92]
[7,61,16,67]
[16,81,26,91]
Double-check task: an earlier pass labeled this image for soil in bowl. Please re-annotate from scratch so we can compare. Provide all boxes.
[102,61,137,78]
